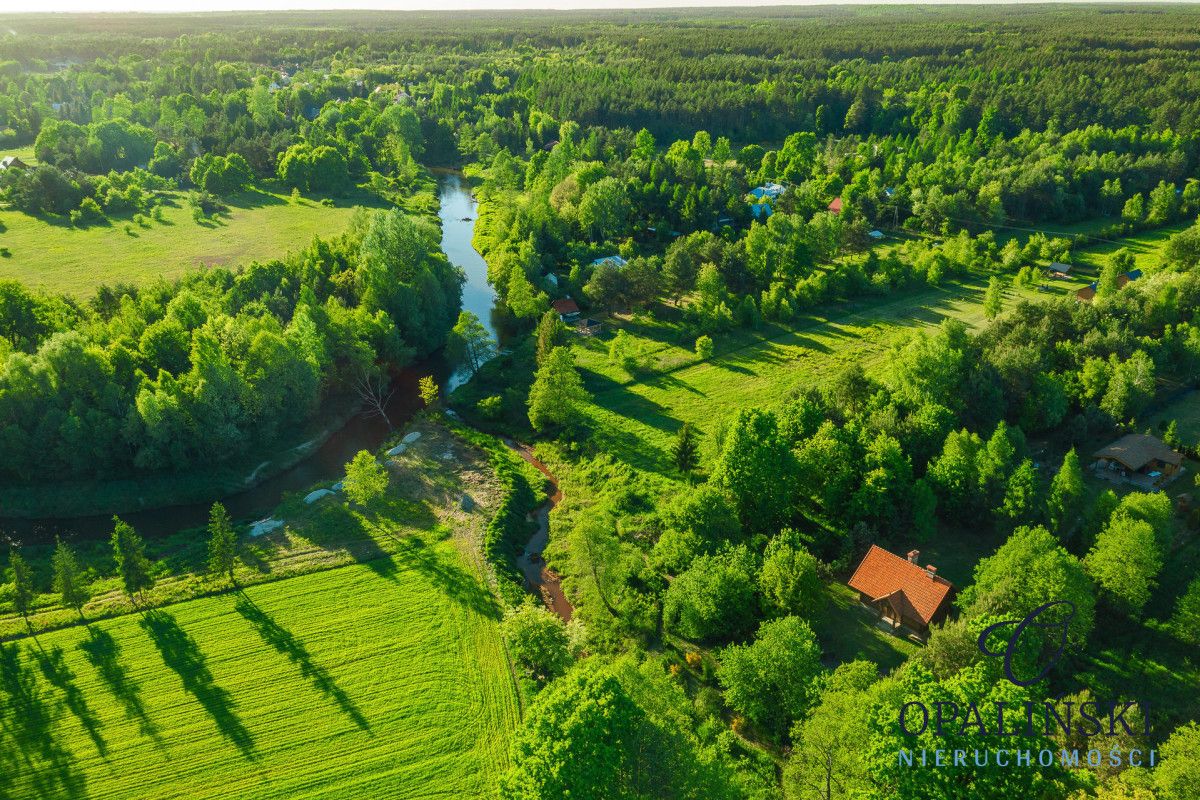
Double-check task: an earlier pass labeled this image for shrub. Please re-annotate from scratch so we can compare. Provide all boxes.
[477,395,503,419]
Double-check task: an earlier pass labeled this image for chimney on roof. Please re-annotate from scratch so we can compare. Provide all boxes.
[925,565,938,579]
[907,549,920,564]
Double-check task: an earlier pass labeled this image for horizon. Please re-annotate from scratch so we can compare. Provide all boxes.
[4,0,1195,14]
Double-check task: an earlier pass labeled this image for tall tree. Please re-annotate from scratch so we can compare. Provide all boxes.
[51,538,90,618]
[9,548,34,630]
[712,408,798,533]
[527,347,590,433]
[718,616,823,738]
[534,311,567,366]
[983,275,1004,319]
[207,502,238,586]
[111,517,155,604]
[671,422,700,478]
[784,661,877,800]
[759,529,823,619]
[1046,448,1085,535]
[1085,516,1162,618]
[448,310,496,375]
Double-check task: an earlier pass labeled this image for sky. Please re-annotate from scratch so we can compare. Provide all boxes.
[1,0,1161,12]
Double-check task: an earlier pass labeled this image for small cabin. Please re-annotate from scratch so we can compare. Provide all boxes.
[828,197,844,214]
[847,546,955,638]
[1093,433,1183,487]
[551,298,580,323]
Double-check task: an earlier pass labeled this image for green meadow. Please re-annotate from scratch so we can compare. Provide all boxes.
[0,422,522,798]
[0,184,378,296]
[0,554,518,800]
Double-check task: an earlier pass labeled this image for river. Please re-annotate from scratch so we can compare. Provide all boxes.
[2,173,497,544]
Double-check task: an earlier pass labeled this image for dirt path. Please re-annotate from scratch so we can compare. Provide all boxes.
[506,441,573,622]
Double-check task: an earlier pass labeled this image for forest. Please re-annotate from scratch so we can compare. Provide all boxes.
[0,6,1199,800]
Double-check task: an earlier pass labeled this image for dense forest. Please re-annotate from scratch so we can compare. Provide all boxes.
[1,8,1200,800]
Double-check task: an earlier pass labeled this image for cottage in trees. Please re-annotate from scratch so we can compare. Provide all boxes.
[0,155,28,171]
[551,298,581,322]
[847,546,955,638]
[590,255,628,269]
[1092,433,1183,488]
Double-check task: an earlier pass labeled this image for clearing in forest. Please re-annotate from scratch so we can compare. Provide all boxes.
[0,184,381,295]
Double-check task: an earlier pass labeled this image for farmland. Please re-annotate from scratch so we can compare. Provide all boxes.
[0,555,519,800]
[0,422,521,799]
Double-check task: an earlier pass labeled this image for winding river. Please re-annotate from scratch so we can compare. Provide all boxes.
[2,173,496,543]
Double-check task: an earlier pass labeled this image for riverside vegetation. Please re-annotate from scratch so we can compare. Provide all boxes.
[2,7,1200,800]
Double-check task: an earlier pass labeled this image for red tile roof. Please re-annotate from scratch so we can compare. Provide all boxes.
[847,545,954,625]
[828,197,843,214]
[551,298,580,315]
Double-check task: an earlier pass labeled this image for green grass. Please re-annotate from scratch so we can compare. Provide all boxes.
[575,275,1013,472]
[813,584,919,672]
[0,184,382,296]
[1148,390,1200,446]
[0,419,521,797]
[1071,221,1189,274]
[0,547,519,799]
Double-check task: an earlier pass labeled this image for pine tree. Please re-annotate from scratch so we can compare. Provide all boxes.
[111,517,155,604]
[51,538,90,617]
[207,502,238,586]
[535,311,567,366]
[672,423,701,478]
[1046,449,1085,536]
[9,549,33,629]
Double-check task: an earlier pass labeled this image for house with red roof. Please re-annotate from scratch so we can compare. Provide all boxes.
[847,545,955,637]
[828,196,844,214]
[551,297,580,322]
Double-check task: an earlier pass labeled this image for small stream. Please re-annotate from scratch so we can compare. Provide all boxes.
[1,173,490,544]
[509,442,573,622]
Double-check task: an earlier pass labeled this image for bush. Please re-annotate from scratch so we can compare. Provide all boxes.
[695,334,714,359]
[477,395,503,420]
[503,601,572,682]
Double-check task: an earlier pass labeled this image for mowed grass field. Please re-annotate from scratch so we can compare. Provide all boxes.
[0,536,519,800]
[0,184,377,296]
[575,275,1007,472]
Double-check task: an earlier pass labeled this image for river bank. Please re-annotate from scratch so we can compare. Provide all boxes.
[0,173,487,543]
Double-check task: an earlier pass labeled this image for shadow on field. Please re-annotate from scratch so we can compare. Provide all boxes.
[233,593,370,732]
[139,610,257,759]
[0,643,89,800]
[79,626,162,745]
[390,534,501,621]
[31,644,108,758]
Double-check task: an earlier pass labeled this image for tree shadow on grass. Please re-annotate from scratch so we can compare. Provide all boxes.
[0,643,88,800]
[139,610,256,760]
[387,534,502,621]
[78,626,162,746]
[30,644,108,758]
[233,593,370,732]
